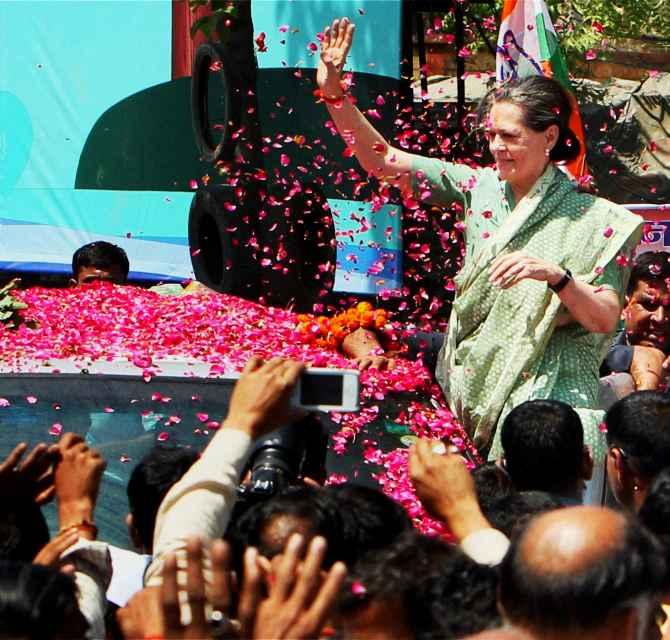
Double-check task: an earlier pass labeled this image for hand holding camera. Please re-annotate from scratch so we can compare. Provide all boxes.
[222,357,360,440]
[224,358,359,505]
[222,357,306,440]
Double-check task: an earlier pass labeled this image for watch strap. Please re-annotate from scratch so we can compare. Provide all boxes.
[548,269,573,293]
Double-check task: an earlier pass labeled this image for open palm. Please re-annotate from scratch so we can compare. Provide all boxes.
[316,17,355,97]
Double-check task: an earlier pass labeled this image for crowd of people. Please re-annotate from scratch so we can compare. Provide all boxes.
[2,355,670,639]
[0,13,669,640]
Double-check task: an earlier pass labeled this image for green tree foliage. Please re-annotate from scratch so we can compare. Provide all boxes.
[552,0,670,58]
[432,0,669,66]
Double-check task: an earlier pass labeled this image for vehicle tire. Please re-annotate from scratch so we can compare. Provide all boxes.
[188,186,261,296]
[191,42,242,163]
[188,182,335,310]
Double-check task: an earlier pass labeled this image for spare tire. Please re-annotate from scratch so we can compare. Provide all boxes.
[191,42,242,163]
[188,185,261,296]
[188,182,335,310]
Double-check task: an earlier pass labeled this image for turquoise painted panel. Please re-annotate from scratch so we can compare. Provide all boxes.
[329,198,402,293]
[251,0,402,79]
[1,1,172,190]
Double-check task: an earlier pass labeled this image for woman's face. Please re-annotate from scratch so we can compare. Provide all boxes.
[485,101,557,196]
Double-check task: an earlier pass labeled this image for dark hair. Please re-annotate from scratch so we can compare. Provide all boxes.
[501,400,585,494]
[484,491,563,539]
[227,486,342,574]
[639,468,670,537]
[499,512,666,631]
[472,461,514,513]
[71,241,130,282]
[338,531,501,639]
[324,484,413,566]
[0,561,86,639]
[479,75,580,163]
[627,251,670,296]
[605,391,670,481]
[0,503,50,563]
[638,468,670,589]
[126,445,199,550]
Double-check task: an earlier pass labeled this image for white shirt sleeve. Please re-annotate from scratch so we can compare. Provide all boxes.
[460,528,510,566]
[145,427,252,585]
[59,538,112,640]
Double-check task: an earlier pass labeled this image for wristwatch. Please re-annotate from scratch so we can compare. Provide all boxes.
[548,269,573,293]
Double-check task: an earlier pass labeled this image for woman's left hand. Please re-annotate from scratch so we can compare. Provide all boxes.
[489,251,563,289]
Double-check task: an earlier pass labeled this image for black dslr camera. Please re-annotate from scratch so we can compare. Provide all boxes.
[236,413,328,505]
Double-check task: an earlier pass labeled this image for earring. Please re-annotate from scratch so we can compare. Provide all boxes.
[544,148,550,157]
[633,484,640,492]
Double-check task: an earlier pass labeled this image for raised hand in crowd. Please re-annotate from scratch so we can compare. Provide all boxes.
[54,432,106,538]
[119,537,236,640]
[630,344,667,390]
[116,585,165,639]
[222,356,305,439]
[0,440,59,504]
[239,533,347,639]
[409,439,491,543]
[33,529,79,569]
[146,357,309,586]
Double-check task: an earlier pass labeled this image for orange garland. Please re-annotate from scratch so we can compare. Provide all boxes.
[296,302,393,351]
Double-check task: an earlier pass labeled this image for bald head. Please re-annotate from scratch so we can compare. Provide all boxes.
[500,506,665,634]
[519,506,625,577]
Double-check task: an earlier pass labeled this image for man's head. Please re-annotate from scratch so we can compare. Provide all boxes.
[126,445,199,553]
[605,391,670,510]
[0,561,88,639]
[0,503,50,563]
[472,462,514,513]
[71,241,130,285]
[499,506,665,640]
[638,468,670,591]
[227,486,343,576]
[337,531,501,640]
[485,491,562,539]
[500,400,592,499]
[324,484,413,567]
[623,251,670,353]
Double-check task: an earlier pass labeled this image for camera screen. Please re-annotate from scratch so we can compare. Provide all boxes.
[300,373,344,406]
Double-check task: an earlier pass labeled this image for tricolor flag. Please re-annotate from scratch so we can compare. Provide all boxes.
[496,0,588,179]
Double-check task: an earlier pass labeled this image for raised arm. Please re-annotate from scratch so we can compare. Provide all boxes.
[145,357,305,585]
[317,17,415,194]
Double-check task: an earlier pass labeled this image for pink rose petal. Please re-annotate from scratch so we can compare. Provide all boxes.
[49,423,63,436]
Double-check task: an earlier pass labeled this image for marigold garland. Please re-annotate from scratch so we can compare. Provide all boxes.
[296,302,397,352]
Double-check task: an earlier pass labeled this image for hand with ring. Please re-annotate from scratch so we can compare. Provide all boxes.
[118,537,238,640]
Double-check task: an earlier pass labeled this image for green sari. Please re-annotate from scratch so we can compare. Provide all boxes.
[413,159,643,459]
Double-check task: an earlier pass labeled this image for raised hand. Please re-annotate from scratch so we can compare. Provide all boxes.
[409,439,491,543]
[162,538,236,640]
[239,534,346,639]
[54,433,106,537]
[118,538,236,640]
[33,529,79,568]
[316,17,356,98]
[0,441,59,505]
[221,357,304,439]
[632,345,667,390]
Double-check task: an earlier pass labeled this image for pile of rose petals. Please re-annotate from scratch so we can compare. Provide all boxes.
[1,283,477,535]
